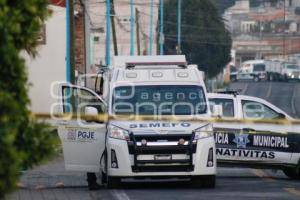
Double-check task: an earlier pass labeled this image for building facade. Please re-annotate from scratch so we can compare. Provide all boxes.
[224,0,300,66]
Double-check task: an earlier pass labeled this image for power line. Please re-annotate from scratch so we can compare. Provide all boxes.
[165,36,231,46]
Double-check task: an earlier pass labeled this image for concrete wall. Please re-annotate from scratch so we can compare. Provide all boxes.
[23,5,66,113]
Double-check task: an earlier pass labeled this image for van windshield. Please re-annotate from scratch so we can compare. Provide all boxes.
[112,85,207,115]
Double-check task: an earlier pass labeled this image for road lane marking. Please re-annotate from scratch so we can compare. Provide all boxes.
[266,83,272,99]
[251,169,275,182]
[291,84,297,117]
[284,188,300,197]
[110,189,130,200]
[35,185,46,190]
[241,83,249,94]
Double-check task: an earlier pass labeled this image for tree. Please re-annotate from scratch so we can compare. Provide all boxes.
[0,1,58,197]
[164,0,232,78]
[211,0,236,14]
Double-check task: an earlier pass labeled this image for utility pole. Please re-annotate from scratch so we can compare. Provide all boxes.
[80,0,89,86]
[106,0,111,66]
[148,0,154,55]
[177,0,182,54]
[111,0,118,56]
[66,0,75,84]
[135,8,141,55]
[130,0,135,55]
[283,0,286,60]
[159,0,164,55]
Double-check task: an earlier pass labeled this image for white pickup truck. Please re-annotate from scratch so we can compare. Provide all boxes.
[281,62,300,81]
[56,55,217,189]
[208,92,300,179]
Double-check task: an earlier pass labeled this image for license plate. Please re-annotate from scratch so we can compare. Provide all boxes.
[154,154,172,160]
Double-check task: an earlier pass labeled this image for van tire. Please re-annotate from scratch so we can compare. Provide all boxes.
[107,176,122,188]
[191,175,216,188]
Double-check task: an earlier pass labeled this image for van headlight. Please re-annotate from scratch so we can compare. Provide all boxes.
[109,125,130,140]
[193,123,213,140]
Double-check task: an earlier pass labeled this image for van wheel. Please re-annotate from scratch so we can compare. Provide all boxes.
[191,175,216,188]
[107,176,122,189]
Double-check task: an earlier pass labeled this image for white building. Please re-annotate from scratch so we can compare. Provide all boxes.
[23,4,66,113]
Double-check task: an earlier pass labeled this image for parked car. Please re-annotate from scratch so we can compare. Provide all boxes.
[208,92,300,179]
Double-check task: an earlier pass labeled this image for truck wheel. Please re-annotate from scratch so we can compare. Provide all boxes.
[107,176,122,189]
[254,76,260,82]
[191,175,216,188]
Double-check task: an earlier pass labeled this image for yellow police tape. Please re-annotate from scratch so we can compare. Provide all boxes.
[33,113,300,125]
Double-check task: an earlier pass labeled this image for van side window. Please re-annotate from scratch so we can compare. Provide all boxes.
[62,87,105,114]
[242,100,280,119]
[209,98,234,117]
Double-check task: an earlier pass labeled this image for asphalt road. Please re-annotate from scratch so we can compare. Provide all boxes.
[5,157,300,200]
[229,81,300,119]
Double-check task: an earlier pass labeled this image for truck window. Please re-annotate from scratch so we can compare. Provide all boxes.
[63,87,105,114]
[112,85,207,115]
[253,64,265,72]
[208,98,234,117]
[242,100,280,120]
[286,65,298,70]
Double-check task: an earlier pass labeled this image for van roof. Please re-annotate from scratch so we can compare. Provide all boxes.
[112,67,203,84]
[243,60,264,65]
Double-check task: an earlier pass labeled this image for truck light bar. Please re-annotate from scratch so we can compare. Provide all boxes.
[126,62,187,69]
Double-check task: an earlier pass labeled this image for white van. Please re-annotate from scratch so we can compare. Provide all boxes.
[56,55,217,188]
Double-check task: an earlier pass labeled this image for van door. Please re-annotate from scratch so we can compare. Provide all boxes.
[209,97,242,161]
[238,98,293,164]
[57,84,107,172]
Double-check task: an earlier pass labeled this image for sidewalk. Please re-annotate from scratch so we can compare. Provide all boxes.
[5,157,97,200]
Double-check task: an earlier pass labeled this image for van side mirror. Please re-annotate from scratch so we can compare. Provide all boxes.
[85,106,98,116]
[277,113,286,119]
[212,105,223,118]
[84,106,101,122]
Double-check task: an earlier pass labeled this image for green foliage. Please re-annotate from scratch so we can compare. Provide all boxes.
[0,0,57,197]
[210,0,236,14]
[250,0,261,7]
[164,0,232,78]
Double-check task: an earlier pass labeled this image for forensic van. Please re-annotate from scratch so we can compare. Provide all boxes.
[56,55,217,188]
[208,92,300,179]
